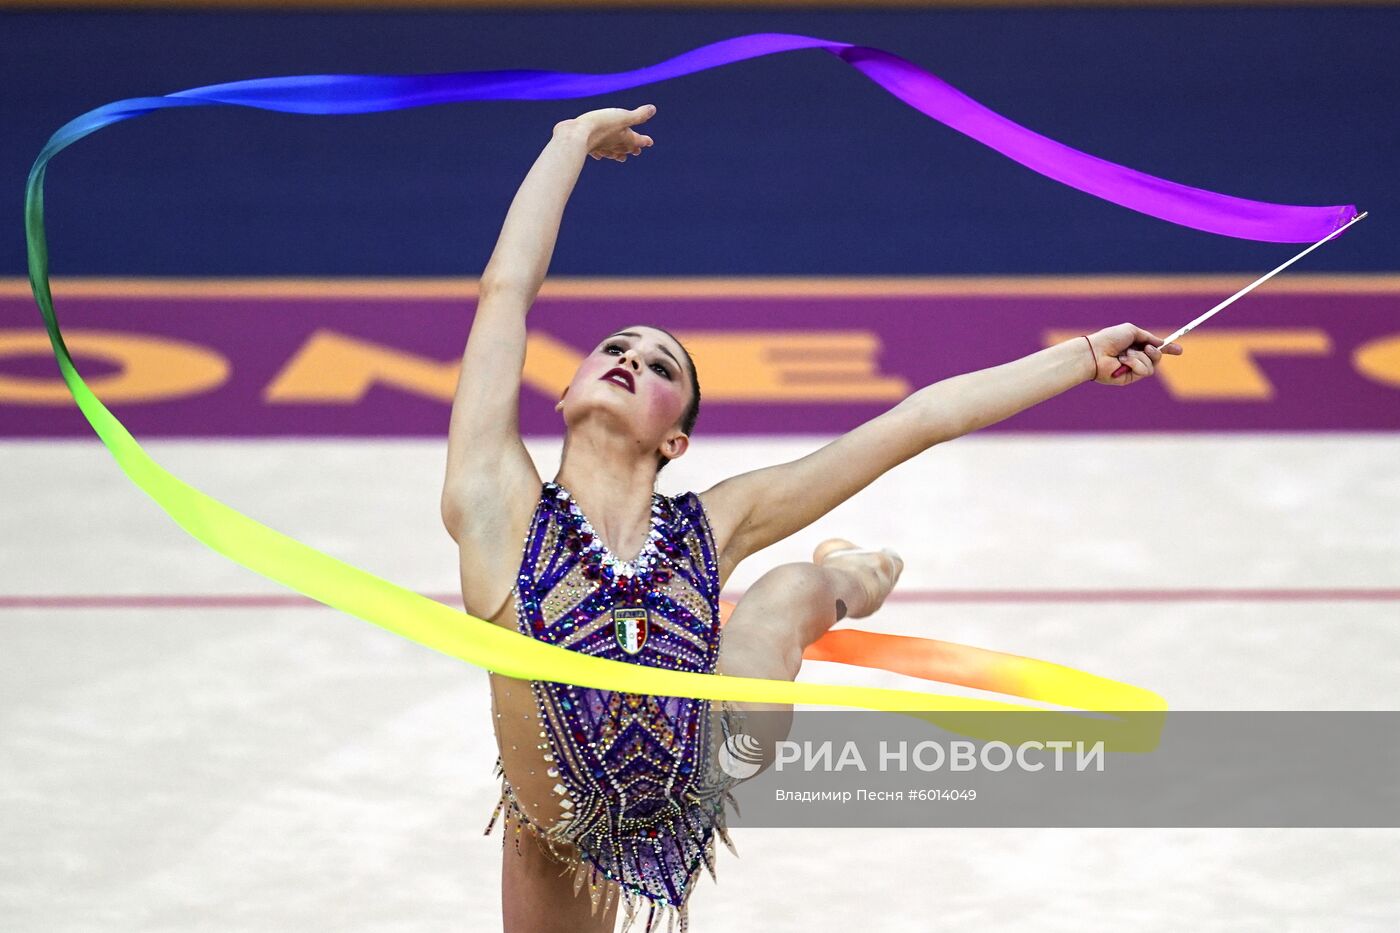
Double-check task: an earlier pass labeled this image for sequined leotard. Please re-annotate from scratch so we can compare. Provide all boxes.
[485,480,739,933]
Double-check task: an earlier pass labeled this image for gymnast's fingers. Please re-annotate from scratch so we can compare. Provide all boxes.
[1136,326,1168,350]
[1122,348,1152,377]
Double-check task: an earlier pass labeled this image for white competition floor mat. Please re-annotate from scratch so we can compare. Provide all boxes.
[3,435,1398,931]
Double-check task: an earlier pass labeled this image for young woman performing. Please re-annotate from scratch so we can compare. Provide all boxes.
[440,104,1181,933]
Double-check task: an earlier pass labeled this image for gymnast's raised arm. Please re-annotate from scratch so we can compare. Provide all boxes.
[440,105,657,545]
[703,326,1184,569]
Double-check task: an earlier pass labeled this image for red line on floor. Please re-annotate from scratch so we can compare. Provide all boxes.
[1,588,1397,610]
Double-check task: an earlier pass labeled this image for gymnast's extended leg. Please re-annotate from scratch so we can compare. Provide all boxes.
[715,538,904,753]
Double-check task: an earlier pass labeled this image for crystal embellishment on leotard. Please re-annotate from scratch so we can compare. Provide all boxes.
[486,479,738,933]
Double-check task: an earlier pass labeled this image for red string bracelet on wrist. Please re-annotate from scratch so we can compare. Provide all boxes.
[1081,335,1097,381]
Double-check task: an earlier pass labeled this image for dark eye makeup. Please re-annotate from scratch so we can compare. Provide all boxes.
[602,341,673,380]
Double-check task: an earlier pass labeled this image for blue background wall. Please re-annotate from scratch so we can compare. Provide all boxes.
[3,7,1393,278]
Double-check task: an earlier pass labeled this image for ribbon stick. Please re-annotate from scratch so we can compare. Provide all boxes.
[31,31,1360,751]
[1107,210,1370,378]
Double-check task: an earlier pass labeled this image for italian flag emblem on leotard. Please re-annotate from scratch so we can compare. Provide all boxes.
[612,607,649,655]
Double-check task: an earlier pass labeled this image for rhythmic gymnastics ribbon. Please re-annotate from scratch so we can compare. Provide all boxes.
[33,32,1358,752]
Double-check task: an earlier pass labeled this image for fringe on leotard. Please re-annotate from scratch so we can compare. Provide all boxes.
[484,756,742,933]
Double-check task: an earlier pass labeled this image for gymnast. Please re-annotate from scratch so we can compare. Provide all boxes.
[439,103,1181,933]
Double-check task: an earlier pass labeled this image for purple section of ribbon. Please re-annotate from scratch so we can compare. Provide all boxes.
[3,287,1397,437]
[54,33,1355,244]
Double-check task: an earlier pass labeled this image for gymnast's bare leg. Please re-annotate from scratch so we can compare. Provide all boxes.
[715,538,905,751]
[499,818,620,933]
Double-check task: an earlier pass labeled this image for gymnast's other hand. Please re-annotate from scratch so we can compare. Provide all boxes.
[1084,323,1183,386]
[555,104,656,162]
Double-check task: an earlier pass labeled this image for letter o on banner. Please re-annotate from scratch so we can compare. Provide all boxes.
[1353,334,1400,389]
[0,328,230,405]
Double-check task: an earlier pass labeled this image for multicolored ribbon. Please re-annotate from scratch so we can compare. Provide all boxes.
[31,33,1355,751]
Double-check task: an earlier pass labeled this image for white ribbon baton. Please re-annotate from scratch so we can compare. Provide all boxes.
[1109,210,1369,378]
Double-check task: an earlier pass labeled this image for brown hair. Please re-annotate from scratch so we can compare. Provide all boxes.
[647,325,700,475]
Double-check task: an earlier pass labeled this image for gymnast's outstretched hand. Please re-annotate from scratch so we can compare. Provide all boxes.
[1085,323,1184,386]
[555,104,657,162]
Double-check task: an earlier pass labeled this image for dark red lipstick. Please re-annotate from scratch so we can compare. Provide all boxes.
[600,367,635,393]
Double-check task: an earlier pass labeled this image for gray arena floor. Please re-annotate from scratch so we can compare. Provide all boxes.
[3,434,1398,931]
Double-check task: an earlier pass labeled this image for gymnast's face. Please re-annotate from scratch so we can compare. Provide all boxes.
[556,325,692,462]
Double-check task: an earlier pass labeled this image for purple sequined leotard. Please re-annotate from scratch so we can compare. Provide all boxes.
[485,480,739,933]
